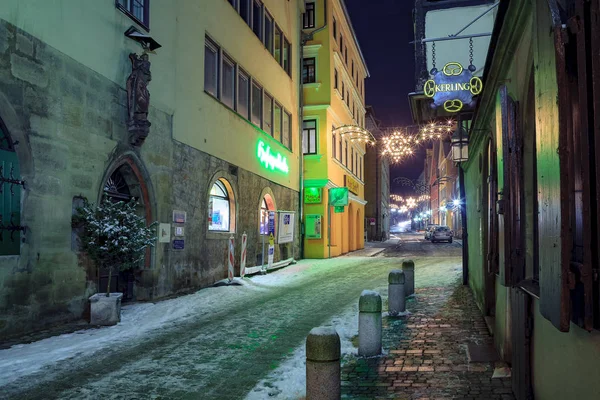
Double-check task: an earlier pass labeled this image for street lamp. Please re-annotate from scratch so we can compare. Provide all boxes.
[451,125,469,163]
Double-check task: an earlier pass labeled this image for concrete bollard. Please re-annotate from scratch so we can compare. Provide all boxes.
[306,326,341,400]
[358,290,382,357]
[402,260,415,297]
[388,269,406,315]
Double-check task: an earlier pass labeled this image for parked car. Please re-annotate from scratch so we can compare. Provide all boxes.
[424,225,439,240]
[431,226,453,243]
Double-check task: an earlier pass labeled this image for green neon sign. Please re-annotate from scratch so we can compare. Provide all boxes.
[257,140,289,174]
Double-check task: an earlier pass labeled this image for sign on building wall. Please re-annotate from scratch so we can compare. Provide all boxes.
[277,211,295,244]
[344,175,360,195]
[304,187,322,204]
[424,62,483,112]
[173,210,186,224]
[158,223,171,243]
[257,140,289,174]
[305,214,322,239]
[329,187,349,206]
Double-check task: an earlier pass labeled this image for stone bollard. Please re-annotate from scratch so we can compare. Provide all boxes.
[402,260,415,297]
[358,290,382,357]
[388,269,406,315]
[306,326,341,400]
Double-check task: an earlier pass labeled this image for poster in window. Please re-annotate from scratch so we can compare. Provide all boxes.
[277,211,295,244]
[305,214,322,239]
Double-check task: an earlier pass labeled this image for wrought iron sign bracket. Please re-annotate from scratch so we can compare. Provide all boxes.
[0,213,26,243]
[0,165,25,195]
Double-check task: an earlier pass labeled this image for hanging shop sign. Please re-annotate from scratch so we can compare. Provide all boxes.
[344,175,360,195]
[304,187,322,204]
[328,187,349,206]
[424,62,483,113]
[257,140,289,174]
[277,211,295,244]
[305,214,322,239]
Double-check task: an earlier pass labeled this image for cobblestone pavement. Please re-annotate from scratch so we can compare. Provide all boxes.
[341,236,514,400]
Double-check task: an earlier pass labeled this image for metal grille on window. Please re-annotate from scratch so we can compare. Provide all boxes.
[0,122,25,254]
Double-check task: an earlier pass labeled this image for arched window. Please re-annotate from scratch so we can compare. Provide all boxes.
[259,193,275,235]
[209,179,231,232]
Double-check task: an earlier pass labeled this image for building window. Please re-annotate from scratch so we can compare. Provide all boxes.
[251,81,262,127]
[237,69,250,118]
[334,69,338,90]
[116,0,149,30]
[303,120,317,154]
[240,0,251,25]
[345,47,348,64]
[264,12,274,53]
[338,134,342,161]
[208,180,231,232]
[283,38,291,75]
[221,53,235,109]
[332,131,337,159]
[274,25,282,64]
[351,61,354,78]
[204,37,219,97]
[344,140,348,167]
[273,102,282,141]
[340,34,343,52]
[341,81,345,99]
[302,58,316,84]
[283,111,291,150]
[333,17,337,39]
[253,0,263,40]
[304,2,315,29]
[259,195,275,235]
[263,92,273,135]
[351,149,354,173]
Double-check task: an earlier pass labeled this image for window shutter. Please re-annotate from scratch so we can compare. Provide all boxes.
[0,149,21,256]
[536,0,571,332]
[499,86,525,287]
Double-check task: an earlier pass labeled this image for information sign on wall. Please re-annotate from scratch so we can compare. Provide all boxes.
[344,175,360,195]
[423,62,483,113]
[328,187,349,206]
[304,187,322,204]
[268,211,276,236]
[305,214,322,239]
[173,210,186,224]
[277,211,295,244]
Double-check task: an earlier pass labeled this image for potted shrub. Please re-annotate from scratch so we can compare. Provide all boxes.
[74,198,157,326]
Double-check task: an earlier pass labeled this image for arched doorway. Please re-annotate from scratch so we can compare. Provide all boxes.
[100,157,153,301]
[258,190,276,265]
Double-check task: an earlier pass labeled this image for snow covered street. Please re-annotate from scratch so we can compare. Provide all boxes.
[0,233,462,400]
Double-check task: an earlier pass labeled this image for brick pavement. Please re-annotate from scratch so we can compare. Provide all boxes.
[341,279,515,400]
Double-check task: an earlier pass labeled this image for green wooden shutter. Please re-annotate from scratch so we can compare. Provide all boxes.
[0,148,21,255]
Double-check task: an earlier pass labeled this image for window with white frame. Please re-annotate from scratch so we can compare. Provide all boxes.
[264,12,274,53]
[303,120,317,155]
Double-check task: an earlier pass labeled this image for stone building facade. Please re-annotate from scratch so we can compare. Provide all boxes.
[0,0,303,340]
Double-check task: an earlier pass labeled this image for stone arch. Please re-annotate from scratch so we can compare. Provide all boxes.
[207,170,238,233]
[97,152,156,299]
[98,151,155,225]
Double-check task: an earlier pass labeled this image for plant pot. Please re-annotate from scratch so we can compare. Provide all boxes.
[89,293,123,326]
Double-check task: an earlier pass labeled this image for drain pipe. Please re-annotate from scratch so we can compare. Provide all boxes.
[298,1,328,259]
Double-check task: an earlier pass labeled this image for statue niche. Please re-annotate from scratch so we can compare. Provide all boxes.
[126,53,152,146]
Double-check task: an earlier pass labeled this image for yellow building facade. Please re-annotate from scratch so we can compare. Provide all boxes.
[301,0,370,258]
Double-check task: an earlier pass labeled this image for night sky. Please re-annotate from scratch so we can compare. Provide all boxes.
[344,0,428,196]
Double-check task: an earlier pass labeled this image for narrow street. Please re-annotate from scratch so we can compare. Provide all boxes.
[0,232,501,400]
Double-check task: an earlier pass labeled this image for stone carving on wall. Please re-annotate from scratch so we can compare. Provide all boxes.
[126,53,152,146]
